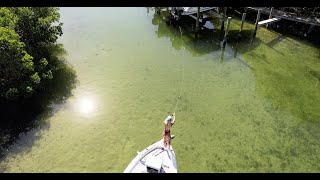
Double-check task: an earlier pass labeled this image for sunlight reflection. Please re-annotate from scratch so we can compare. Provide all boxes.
[80,98,95,115]
[74,94,98,117]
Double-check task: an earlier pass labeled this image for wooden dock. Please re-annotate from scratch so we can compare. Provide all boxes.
[247,7,320,26]
[181,7,215,16]
[188,14,203,23]
[206,10,223,19]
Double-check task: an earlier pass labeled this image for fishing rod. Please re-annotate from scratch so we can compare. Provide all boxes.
[166,25,185,116]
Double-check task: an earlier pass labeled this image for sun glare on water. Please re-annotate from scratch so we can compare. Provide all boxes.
[80,98,95,114]
[75,95,98,117]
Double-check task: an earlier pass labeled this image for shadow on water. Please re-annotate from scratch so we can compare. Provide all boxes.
[0,44,77,170]
[151,10,264,63]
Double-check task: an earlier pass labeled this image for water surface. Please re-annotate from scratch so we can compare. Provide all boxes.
[1,7,320,172]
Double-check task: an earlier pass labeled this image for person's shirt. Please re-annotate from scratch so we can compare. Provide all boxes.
[164,115,173,132]
[164,115,173,124]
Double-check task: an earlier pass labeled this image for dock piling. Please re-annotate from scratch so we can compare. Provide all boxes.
[224,17,232,38]
[253,9,261,37]
[221,7,227,31]
[240,13,246,33]
[156,7,160,15]
[222,17,232,46]
[269,7,274,19]
[196,7,200,32]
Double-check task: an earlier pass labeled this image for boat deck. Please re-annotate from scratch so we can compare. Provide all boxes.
[124,138,178,173]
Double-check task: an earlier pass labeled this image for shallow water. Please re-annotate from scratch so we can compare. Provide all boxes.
[1,7,320,172]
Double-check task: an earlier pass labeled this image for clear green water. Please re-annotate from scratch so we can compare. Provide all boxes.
[1,7,320,172]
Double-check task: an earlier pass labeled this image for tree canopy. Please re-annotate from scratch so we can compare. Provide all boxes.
[0,7,68,102]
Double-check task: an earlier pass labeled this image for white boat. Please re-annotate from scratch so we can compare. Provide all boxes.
[123,135,178,173]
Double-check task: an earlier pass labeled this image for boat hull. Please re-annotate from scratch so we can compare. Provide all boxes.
[123,138,177,173]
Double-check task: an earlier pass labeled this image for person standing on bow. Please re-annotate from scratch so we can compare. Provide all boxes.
[163,113,175,148]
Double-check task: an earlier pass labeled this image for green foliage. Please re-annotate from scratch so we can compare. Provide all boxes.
[0,7,76,102]
[11,7,63,49]
[5,88,18,100]
[0,8,17,28]
[30,73,41,84]
[0,27,35,100]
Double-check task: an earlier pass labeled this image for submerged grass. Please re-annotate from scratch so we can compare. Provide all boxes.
[1,8,320,172]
